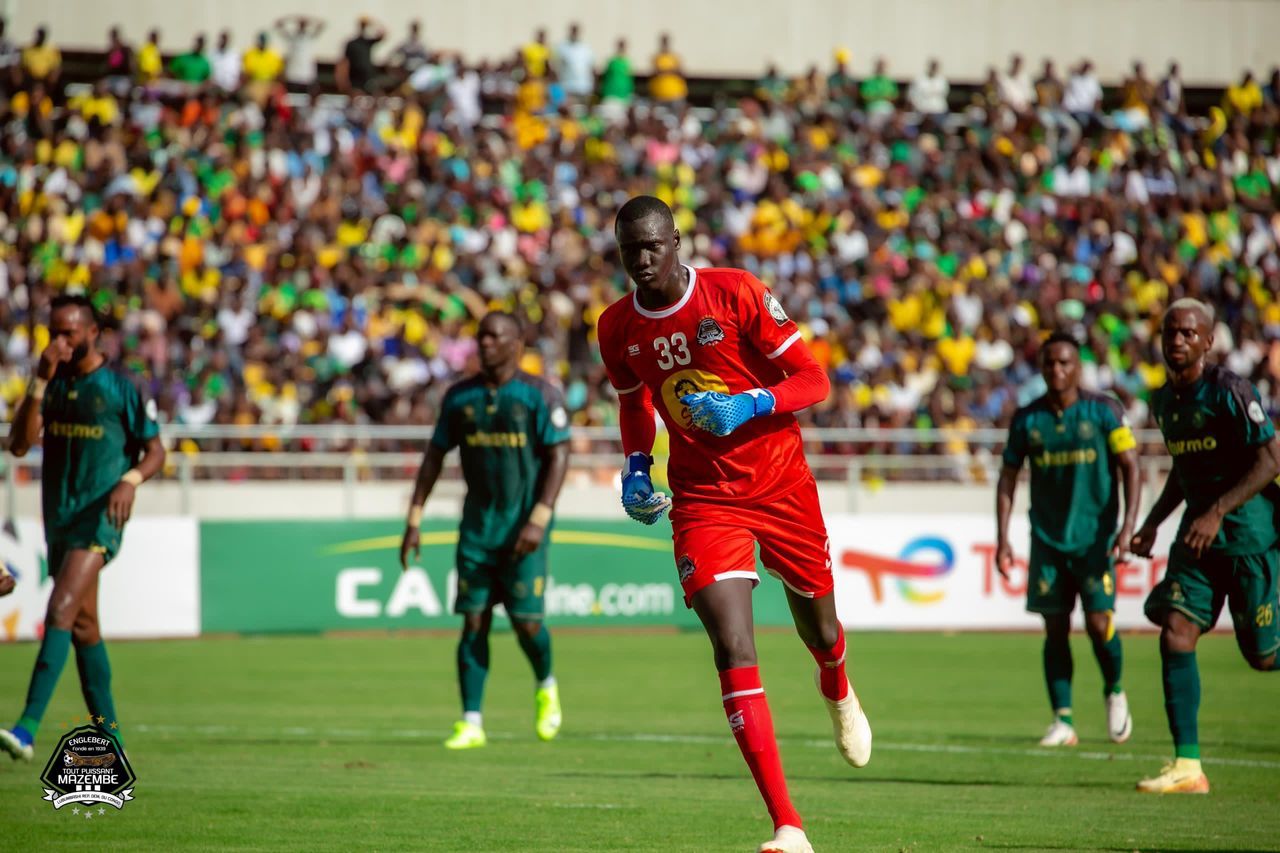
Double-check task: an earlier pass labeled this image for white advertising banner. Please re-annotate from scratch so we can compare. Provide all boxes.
[0,517,200,641]
[827,513,1183,630]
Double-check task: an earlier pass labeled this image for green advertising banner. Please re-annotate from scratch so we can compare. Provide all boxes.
[199,519,795,634]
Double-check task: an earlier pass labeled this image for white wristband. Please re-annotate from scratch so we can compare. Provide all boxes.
[407,505,423,528]
[28,377,48,400]
[529,503,553,527]
[121,469,144,487]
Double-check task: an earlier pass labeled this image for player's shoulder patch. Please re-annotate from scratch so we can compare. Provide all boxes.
[762,291,789,326]
[1208,364,1266,421]
[1082,389,1127,423]
[517,371,568,413]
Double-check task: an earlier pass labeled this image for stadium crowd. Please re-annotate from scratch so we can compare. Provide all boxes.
[0,19,1278,469]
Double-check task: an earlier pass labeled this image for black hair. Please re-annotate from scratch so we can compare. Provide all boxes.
[50,294,100,327]
[1041,330,1081,353]
[481,310,522,335]
[615,195,675,231]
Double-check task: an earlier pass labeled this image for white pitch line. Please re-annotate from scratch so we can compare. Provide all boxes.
[129,723,1280,770]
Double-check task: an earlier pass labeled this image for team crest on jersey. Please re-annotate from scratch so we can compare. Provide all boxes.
[763,292,788,326]
[1191,409,1207,428]
[1029,428,1043,447]
[695,316,725,346]
[1077,421,1094,439]
[677,554,696,582]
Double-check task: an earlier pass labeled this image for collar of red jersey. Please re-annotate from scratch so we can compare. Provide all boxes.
[631,265,697,319]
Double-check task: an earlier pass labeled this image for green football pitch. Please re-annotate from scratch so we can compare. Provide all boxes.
[0,630,1276,851]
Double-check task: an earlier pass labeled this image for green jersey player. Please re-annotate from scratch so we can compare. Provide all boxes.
[0,295,165,762]
[399,312,571,750]
[1131,299,1280,794]
[997,332,1141,748]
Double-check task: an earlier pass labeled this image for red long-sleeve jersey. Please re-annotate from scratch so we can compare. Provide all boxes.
[598,265,830,504]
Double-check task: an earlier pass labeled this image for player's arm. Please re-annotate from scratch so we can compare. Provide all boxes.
[995,414,1027,579]
[400,443,446,572]
[513,442,569,557]
[1184,436,1280,555]
[1104,402,1141,558]
[600,321,669,525]
[514,389,573,557]
[109,378,166,530]
[8,337,74,456]
[1131,474,1185,557]
[1112,447,1141,557]
[1183,381,1280,555]
[683,275,830,436]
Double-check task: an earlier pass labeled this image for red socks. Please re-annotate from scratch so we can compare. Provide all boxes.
[807,626,850,701]
[719,666,802,831]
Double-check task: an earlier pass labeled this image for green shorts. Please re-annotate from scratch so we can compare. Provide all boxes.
[1145,544,1280,657]
[46,515,121,574]
[454,546,548,621]
[1027,536,1116,615]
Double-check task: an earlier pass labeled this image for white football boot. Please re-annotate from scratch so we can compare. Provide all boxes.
[1106,691,1133,743]
[814,669,872,767]
[1038,718,1079,746]
[758,825,815,853]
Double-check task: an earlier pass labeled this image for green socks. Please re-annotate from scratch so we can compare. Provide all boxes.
[516,624,554,682]
[457,629,490,714]
[1162,648,1200,759]
[1090,630,1124,695]
[16,627,73,737]
[1043,632,1074,721]
[76,641,122,745]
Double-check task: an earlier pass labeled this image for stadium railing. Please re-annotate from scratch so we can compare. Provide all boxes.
[0,424,1175,515]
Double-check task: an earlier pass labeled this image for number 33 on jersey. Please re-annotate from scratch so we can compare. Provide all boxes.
[597,265,812,502]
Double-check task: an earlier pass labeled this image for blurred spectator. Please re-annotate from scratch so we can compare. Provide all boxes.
[1224,70,1262,117]
[1035,59,1063,107]
[242,31,283,84]
[1157,61,1183,117]
[1063,60,1101,121]
[649,32,687,103]
[0,20,18,87]
[908,58,949,118]
[1117,61,1154,129]
[757,63,788,104]
[392,20,428,76]
[997,53,1033,114]
[556,22,595,100]
[137,29,162,83]
[859,57,898,114]
[21,25,60,85]
[522,28,550,79]
[170,34,211,84]
[827,48,856,110]
[103,27,133,82]
[274,15,324,89]
[599,38,633,105]
[338,16,386,93]
[211,30,241,93]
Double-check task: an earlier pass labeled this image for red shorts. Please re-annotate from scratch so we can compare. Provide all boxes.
[669,478,833,607]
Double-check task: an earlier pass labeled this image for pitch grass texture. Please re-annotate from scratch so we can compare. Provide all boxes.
[1,631,1276,851]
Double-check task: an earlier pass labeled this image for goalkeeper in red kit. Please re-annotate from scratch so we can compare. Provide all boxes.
[597,197,871,853]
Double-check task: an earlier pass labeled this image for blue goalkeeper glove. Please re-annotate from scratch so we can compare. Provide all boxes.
[681,389,776,437]
[620,452,671,525]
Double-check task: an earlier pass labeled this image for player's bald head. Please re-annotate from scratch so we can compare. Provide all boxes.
[1163,298,1213,334]
[615,195,675,235]
[480,311,522,336]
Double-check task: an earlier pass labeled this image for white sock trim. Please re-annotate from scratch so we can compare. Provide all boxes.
[721,687,765,701]
[538,676,557,690]
[463,711,483,728]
